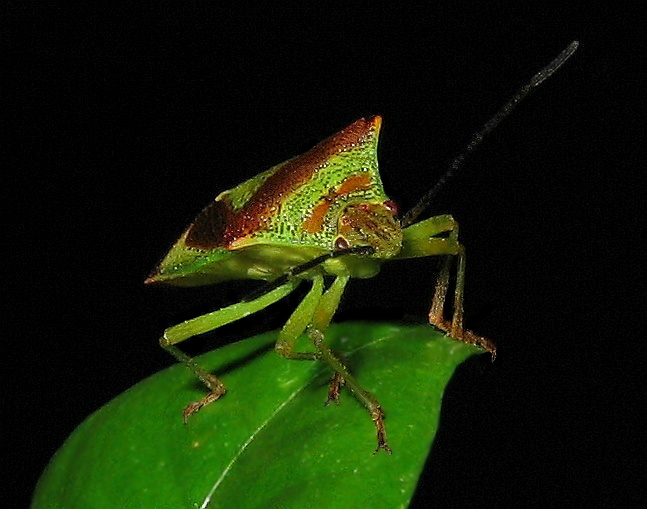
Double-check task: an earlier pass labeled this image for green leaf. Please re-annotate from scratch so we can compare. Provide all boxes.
[32,322,482,508]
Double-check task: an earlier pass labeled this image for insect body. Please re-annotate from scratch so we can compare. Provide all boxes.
[147,116,400,288]
[147,42,578,453]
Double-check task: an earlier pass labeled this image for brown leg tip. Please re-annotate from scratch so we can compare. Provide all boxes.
[436,321,497,360]
[182,388,226,423]
[472,333,497,360]
[325,372,345,406]
[373,441,392,455]
[371,407,392,455]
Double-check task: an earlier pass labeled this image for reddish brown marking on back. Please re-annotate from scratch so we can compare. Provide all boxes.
[185,199,234,249]
[223,116,381,245]
[301,173,374,234]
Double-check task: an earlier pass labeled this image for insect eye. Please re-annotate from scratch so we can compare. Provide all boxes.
[383,200,399,216]
[334,236,350,251]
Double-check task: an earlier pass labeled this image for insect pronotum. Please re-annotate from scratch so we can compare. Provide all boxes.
[146,41,579,453]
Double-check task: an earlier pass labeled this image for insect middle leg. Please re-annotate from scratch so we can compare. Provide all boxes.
[400,214,496,358]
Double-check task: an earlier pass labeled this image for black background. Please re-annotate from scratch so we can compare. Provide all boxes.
[5,3,642,507]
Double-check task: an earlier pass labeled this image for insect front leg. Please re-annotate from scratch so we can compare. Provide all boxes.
[275,275,346,405]
[276,276,347,406]
[279,273,390,452]
[275,276,325,361]
[309,327,391,454]
[311,275,350,405]
[400,214,496,358]
[160,280,302,421]
[305,275,391,454]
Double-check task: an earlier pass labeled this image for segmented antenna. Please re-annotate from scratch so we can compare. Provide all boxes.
[400,40,579,228]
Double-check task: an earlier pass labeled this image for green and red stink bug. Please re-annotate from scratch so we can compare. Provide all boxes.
[146,42,578,453]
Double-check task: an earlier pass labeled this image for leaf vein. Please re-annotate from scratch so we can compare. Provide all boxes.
[199,326,398,508]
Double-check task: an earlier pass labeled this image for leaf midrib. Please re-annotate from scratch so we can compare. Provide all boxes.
[199,327,399,507]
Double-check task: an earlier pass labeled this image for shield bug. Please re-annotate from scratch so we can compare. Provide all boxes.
[146,42,578,453]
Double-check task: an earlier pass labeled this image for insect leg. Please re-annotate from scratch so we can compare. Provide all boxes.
[428,218,465,336]
[275,273,350,361]
[311,275,350,405]
[160,279,302,421]
[260,251,372,359]
[311,274,349,331]
[309,328,391,454]
[277,274,350,402]
[275,276,324,361]
[306,275,391,453]
[400,215,496,358]
[426,218,497,356]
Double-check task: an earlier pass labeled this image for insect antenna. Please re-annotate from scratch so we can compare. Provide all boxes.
[400,40,579,228]
[241,246,376,302]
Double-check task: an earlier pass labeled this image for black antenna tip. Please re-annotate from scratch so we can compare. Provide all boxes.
[400,41,579,228]
[530,41,579,89]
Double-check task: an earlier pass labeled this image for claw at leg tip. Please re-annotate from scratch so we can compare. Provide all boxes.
[182,404,199,424]
[374,442,393,455]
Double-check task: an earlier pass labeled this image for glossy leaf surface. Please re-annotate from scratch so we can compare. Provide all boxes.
[32,323,482,508]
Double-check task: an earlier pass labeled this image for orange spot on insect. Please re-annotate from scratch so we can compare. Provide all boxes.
[336,173,372,195]
[223,117,379,242]
[301,174,374,235]
[302,200,332,234]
